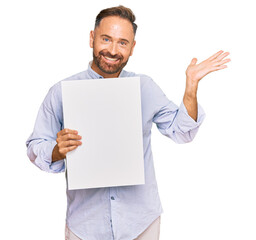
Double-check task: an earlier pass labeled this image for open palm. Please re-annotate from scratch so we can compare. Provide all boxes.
[186,50,230,83]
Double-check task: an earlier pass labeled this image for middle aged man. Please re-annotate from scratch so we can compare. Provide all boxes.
[26,5,230,240]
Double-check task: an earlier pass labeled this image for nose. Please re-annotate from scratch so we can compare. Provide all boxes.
[108,42,118,56]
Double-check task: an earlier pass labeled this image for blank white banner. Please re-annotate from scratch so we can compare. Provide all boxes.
[62,77,145,190]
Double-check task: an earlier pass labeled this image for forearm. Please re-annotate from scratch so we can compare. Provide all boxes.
[183,77,198,122]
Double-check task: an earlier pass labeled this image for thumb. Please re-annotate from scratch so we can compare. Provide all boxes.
[190,58,198,65]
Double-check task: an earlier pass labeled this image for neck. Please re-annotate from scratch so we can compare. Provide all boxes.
[91,61,121,79]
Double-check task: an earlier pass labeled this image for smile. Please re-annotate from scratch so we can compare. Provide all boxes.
[103,56,120,63]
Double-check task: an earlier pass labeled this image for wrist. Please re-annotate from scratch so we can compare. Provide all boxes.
[52,144,64,162]
[184,86,198,99]
[185,77,198,98]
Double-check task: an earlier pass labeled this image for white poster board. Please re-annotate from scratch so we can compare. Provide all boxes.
[61,77,145,190]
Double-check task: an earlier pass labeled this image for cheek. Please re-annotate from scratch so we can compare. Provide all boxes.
[92,39,105,52]
[121,49,133,59]
[119,46,132,56]
[93,44,103,56]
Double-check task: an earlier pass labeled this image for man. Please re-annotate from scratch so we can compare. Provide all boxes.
[26,5,230,240]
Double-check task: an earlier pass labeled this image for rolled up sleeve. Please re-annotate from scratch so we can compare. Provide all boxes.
[150,79,205,144]
[170,101,205,143]
[26,82,65,173]
[26,138,65,172]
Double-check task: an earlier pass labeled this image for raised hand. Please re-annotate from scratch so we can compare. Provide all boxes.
[183,50,231,121]
[185,50,231,90]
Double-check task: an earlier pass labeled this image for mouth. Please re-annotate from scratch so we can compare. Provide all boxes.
[102,56,120,63]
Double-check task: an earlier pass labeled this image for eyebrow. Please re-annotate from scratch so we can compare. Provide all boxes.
[101,34,130,44]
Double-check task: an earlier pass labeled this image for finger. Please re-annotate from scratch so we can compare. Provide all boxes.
[56,134,81,144]
[211,65,228,72]
[59,133,82,142]
[215,52,230,61]
[208,50,224,61]
[213,58,231,67]
[190,58,198,65]
[57,128,78,137]
[59,140,82,148]
[59,145,79,155]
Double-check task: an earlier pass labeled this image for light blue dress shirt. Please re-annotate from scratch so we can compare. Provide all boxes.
[26,62,205,240]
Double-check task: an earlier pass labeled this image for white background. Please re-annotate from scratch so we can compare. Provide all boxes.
[0,0,255,239]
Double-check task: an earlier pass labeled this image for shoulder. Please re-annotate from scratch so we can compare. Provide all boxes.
[62,70,88,81]
[48,70,88,95]
[121,70,154,88]
[123,71,167,101]
[43,70,88,108]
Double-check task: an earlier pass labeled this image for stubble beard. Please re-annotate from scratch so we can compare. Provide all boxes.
[93,49,129,75]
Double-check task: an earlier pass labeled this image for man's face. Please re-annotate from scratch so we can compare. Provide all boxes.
[90,16,136,78]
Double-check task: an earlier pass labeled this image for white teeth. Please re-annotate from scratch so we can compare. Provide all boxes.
[104,56,118,61]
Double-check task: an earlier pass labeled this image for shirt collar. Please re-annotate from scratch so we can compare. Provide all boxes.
[88,61,103,79]
[88,61,126,79]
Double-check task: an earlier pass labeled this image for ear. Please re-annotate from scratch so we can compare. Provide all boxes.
[129,40,136,56]
[89,30,94,48]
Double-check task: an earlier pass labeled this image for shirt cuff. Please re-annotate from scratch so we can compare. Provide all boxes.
[175,101,206,133]
[33,140,65,173]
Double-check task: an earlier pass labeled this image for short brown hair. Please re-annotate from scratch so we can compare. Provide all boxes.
[95,5,137,35]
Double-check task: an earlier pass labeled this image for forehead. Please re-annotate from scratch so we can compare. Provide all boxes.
[95,16,134,40]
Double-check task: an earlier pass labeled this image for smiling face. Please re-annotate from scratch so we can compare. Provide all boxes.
[90,16,136,78]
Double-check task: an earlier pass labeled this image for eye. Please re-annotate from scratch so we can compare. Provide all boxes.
[103,38,110,42]
[120,41,127,46]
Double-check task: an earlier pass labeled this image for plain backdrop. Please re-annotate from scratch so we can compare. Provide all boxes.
[0,0,255,239]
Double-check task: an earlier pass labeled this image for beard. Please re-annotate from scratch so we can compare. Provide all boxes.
[93,49,129,75]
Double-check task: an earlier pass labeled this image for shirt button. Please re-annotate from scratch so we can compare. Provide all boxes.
[111,196,115,200]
